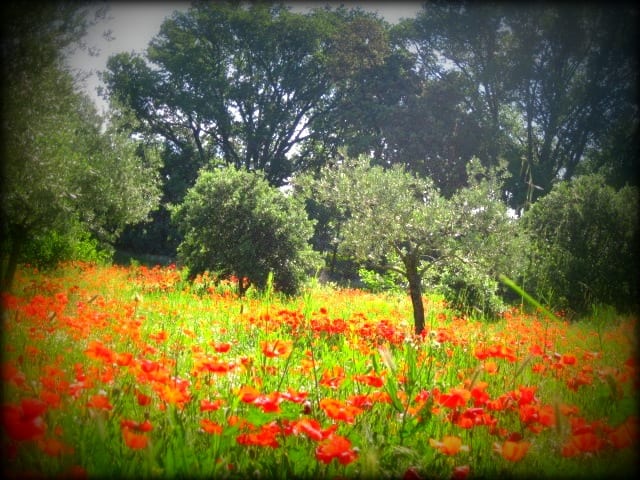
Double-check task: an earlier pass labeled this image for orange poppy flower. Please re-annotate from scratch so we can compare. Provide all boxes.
[493,440,530,462]
[354,373,384,388]
[291,417,325,441]
[200,418,223,435]
[436,388,471,408]
[122,427,149,450]
[86,393,113,411]
[236,421,281,448]
[319,366,346,389]
[483,360,498,374]
[429,436,469,456]
[200,398,224,412]
[315,435,358,465]
[320,398,363,424]
[238,385,260,403]
[261,339,292,358]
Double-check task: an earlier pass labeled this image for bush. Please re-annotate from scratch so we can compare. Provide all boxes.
[522,174,639,314]
[18,225,111,269]
[172,167,321,296]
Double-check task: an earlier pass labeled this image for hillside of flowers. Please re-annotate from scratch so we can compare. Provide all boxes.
[1,262,638,479]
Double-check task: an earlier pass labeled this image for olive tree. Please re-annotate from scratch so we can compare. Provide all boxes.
[297,155,522,333]
[172,167,320,295]
[1,2,161,290]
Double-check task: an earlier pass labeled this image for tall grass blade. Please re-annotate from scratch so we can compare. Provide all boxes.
[499,274,560,322]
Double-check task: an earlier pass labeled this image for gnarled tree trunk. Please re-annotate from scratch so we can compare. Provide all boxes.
[404,252,425,335]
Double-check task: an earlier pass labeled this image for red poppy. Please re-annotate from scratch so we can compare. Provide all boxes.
[115,352,134,367]
[562,432,604,455]
[121,419,153,433]
[122,427,149,449]
[38,437,74,456]
[87,393,113,411]
[354,373,384,388]
[136,390,152,406]
[280,388,308,404]
[253,392,282,413]
[213,342,231,353]
[2,398,47,441]
[403,466,422,480]
[2,362,26,387]
[200,418,223,435]
[452,465,471,480]
[291,418,325,441]
[40,390,61,409]
[315,435,358,465]
[320,398,363,424]
[236,421,281,448]
[84,340,115,363]
[436,388,471,409]
[608,416,638,449]
[200,398,224,412]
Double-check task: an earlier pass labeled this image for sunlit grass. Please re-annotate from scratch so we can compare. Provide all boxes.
[1,262,638,479]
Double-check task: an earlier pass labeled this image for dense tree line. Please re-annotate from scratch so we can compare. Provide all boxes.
[2,1,638,325]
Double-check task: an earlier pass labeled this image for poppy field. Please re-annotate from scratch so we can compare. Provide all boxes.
[1,262,638,479]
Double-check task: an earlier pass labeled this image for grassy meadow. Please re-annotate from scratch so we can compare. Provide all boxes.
[1,262,638,479]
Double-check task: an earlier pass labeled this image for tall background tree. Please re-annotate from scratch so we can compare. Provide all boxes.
[103,2,412,257]
[1,1,162,289]
[397,2,639,208]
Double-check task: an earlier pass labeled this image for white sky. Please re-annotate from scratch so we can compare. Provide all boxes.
[66,2,423,114]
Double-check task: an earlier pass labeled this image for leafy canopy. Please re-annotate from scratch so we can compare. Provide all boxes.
[297,155,522,331]
[523,175,639,313]
[172,167,320,296]
[1,1,162,289]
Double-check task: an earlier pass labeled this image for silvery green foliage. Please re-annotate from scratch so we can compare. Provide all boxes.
[297,155,523,323]
[1,3,161,288]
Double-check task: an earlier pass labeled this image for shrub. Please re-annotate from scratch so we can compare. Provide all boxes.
[522,174,639,314]
[17,225,110,269]
[172,167,321,295]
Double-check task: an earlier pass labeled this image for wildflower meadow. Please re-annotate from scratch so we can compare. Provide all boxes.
[1,262,638,479]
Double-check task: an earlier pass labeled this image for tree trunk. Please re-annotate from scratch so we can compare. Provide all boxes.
[1,225,25,292]
[404,253,425,335]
